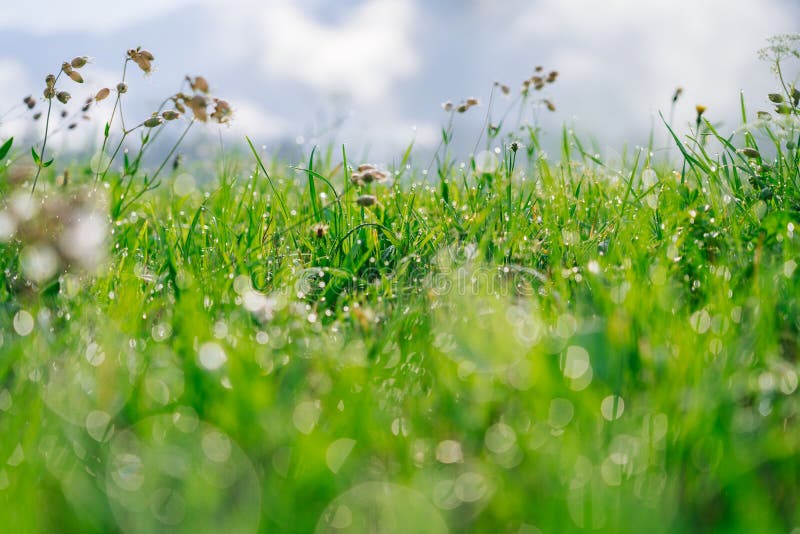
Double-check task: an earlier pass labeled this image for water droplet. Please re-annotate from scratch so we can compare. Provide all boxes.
[13,310,34,336]
[326,438,356,474]
[197,342,227,370]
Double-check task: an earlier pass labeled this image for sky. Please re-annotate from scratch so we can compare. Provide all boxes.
[0,0,798,162]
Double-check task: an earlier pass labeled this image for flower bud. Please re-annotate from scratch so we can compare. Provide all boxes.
[67,70,84,84]
[143,116,164,128]
[737,147,761,159]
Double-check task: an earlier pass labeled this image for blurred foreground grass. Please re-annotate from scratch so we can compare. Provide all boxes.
[1,38,800,533]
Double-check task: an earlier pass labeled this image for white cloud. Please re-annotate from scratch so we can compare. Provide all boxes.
[231,0,419,104]
[498,0,798,139]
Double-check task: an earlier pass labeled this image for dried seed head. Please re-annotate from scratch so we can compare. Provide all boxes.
[311,223,329,238]
[33,112,42,120]
[535,65,543,72]
[116,82,128,94]
[356,194,377,207]
[95,88,111,102]
[210,99,232,124]
[174,100,186,114]
[737,147,761,159]
[70,56,88,69]
[23,95,36,109]
[186,95,208,122]
[61,62,73,73]
[143,116,163,128]
[43,87,56,100]
[546,70,559,82]
[60,110,68,118]
[442,101,454,112]
[45,74,56,88]
[56,91,71,104]
[357,164,377,172]
[767,93,784,104]
[68,123,77,130]
[672,87,683,103]
[544,99,556,112]
[465,97,480,106]
[161,110,181,120]
[139,49,154,61]
[500,84,511,95]
[188,76,210,93]
[456,103,469,113]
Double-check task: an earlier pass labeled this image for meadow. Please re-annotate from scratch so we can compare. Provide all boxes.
[0,36,799,532]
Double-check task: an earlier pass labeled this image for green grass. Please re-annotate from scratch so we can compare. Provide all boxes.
[1,42,800,533]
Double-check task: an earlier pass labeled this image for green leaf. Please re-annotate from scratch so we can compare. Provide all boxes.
[31,146,40,165]
[0,137,12,160]
[104,122,110,137]
[43,158,54,168]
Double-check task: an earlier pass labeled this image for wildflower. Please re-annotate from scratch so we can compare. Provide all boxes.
[56,91,71,104]
[311,223,329,238]
[356,194,377,207]
[95,88,110,102]
[23,95,36,109]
